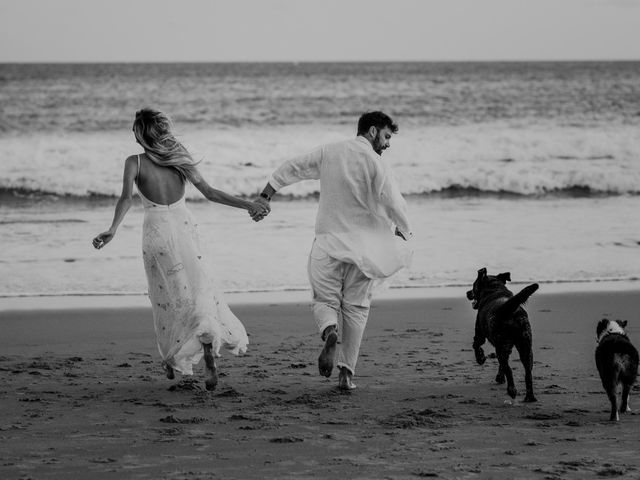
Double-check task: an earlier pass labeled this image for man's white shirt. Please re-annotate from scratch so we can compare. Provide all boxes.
[269,136,413,279]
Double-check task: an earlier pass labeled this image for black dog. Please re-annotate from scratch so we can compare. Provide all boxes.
[595,318,639,421]
[466,268,539,402]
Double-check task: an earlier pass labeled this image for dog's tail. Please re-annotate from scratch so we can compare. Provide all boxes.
[496,283,539,318]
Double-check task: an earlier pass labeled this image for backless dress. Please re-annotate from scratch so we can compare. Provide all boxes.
[136,155,248,374]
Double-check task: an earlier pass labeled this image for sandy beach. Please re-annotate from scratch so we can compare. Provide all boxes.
[1,287,639,479]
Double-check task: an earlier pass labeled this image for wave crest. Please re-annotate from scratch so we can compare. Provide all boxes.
[1,123,639,200]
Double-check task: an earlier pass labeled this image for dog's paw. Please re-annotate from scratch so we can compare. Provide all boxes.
[205,378,218,391]
[475,349,486,365]
[523,393,537,403]
[507,385,518,399]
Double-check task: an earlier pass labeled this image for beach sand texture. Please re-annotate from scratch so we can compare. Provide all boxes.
[1,289,640,479]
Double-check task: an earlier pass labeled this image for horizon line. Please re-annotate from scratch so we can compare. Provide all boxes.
[1,58,640,65]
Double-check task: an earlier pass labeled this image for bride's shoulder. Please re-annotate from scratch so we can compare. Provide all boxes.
[123,155,139,169]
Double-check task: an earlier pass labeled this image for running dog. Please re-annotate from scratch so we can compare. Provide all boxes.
[466,268,539,402]
[595,318,639,421]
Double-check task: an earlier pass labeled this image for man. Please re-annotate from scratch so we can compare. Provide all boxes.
[257,111,413,390]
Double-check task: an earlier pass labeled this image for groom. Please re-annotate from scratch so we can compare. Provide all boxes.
[257,111,412,390]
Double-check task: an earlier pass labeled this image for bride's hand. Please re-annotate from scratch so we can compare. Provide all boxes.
[248,201,269,222]
[93,231,114,249]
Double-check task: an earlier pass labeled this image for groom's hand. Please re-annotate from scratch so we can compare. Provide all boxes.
[249,200,270,222]
[254,196,271,221]
[250,183,274,222]
[255,196,270,211]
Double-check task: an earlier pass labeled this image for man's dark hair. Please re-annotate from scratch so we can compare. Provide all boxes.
[357,111,399,136]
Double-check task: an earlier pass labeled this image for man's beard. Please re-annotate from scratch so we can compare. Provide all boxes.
[373,136,386,155]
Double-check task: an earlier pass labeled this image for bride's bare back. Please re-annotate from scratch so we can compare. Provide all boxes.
[136,154,186,205]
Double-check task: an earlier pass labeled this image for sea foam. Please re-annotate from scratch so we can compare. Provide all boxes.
[1,123,638,199]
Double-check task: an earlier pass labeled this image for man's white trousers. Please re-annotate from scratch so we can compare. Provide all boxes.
[307,243,374,374]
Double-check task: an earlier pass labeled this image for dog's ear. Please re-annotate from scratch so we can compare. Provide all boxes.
[596,318,609,337]
[497,272,511,283]
[477,267,487,278]
[617,320,628,329]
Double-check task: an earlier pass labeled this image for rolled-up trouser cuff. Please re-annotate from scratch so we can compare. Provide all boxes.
[334,302,369,375]
[336,362,353,375]
[313,302,339,336]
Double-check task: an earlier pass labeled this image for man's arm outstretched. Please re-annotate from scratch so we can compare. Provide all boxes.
[255,146,324,209]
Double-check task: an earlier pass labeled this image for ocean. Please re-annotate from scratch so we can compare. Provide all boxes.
[1,62,639,299]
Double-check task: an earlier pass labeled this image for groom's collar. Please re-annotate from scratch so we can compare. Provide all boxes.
[355,135,373,150]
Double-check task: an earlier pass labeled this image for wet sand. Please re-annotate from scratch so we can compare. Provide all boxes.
[1,288,640,479]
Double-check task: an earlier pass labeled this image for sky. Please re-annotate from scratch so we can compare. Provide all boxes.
[1,0,639,62]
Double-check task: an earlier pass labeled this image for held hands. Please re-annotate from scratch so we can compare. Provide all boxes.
[248,198,271,222]
[92,230,115,249]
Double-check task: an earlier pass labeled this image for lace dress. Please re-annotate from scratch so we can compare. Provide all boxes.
[137,157,248,374]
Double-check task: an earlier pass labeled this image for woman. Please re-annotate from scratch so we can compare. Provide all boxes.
[92,108,268,390]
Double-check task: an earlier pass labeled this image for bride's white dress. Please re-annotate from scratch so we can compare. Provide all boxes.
[137,169,248,375]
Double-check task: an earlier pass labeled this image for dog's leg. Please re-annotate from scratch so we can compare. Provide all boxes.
[517,342,537,402]
[496,346,517,399]
[495,364,505,384]
[605,381,620,421]
[621,383,631,414]
[472,322,486,365]
[202,342,218,391]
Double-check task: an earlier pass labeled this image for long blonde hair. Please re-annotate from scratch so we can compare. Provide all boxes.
[132,108,199,182]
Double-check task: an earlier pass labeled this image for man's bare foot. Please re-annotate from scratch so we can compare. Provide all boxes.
[338,367,356,390]
[163,362,175,380]
[203,343,218,391]
[318,325,338,377]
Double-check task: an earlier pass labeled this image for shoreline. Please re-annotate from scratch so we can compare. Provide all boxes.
[3,195,640,307]
[1,279,638,312]
[0,280,640,313]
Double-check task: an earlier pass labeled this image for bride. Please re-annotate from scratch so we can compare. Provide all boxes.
[92,108,268,390]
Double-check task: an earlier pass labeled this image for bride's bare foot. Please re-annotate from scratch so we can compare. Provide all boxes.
[163,362,175,380]
[318,326,338,378]
[338,367,356,390]
[203,343,218,391]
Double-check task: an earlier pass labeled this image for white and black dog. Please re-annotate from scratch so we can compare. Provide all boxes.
[595,318,639,421]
